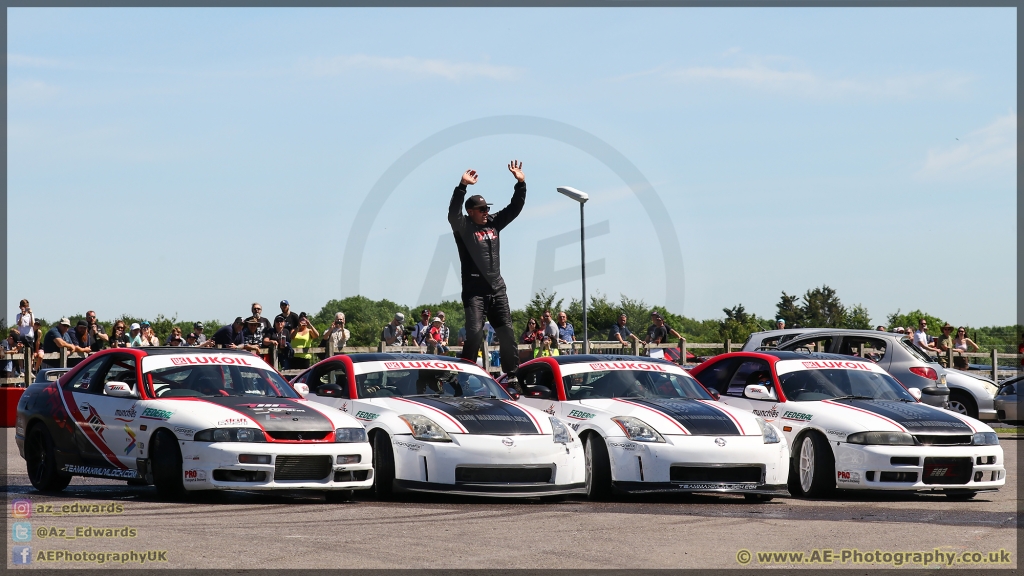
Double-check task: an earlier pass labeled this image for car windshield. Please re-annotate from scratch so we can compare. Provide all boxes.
[563,370,712,400]
[147,365,299,399]
[779,369,916,402]
[354,369,510,399]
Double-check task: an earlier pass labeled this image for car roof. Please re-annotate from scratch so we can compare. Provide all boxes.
[750,328,907,339]
[342,353,477,365]
[137,347,258,356]
[543,354,679,367]
[735,351,877,363]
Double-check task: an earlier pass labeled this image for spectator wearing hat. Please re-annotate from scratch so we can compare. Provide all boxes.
[68,320,97,353]
[448,160,527,391]
[183,332,199,347]
[321,312,350,355]
[213,317,245,348]
[42,318,89,368]
[425,317,445,354]
[189,321,207,345]
[436,311,450,349]
[138,321,160,347]
[277,300,300,333]
[166,326,185,347]
[412,309,432,346]
[935,323,957,368]
[265,316,292,368]
[776,318,786,330]
[2,329,26,378]
[241,317,264,354]
[128,323,144,347]
[289,313,319,369]
[382,313,406,346]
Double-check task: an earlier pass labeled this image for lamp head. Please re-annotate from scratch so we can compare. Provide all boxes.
[556,186,589,204]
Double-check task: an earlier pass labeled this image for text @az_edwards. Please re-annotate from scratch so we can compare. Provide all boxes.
[735,548,1012,567]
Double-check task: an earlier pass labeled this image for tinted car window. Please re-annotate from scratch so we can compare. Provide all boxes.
[62,358,109,393]
[691,358,740,395]
[307,361,348,397]
[781,336,834,354]
[838,337,887,363]
[725,359,773,397]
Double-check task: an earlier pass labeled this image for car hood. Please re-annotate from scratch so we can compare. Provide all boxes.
[803,399,987,434]
[578,397,759,436]
[369,396,549,435]
[155,397,351,433]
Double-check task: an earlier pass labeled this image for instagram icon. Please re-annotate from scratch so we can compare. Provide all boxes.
[11,499,32,518]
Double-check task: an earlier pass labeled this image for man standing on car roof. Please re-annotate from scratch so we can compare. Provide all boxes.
[449,160,526,392]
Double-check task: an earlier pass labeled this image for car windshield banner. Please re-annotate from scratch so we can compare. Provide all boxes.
[774,359,888,376]
[141,354,275,373]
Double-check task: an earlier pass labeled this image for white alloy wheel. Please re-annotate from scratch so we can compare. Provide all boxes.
[799,436,816,494]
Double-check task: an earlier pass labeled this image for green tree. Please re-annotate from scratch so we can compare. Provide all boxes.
[801,285,845,327]
[843,304,873,330]
[775,292,805,328]
[885,309,945,337]
[313,296,410,347]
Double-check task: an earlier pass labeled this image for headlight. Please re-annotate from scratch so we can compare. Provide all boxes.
[997,384,1015,396]
[972,432,999,446]
[194,428,266,442]
[399,414,452,442]
[754,417,780,444]
[335,428,367,443]
[611,416,666,443]
[550,417,571,444]
[845,431,915,446]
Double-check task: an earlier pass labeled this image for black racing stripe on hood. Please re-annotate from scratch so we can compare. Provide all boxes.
[197,397,334,432]
[835,400,972,434]
[629,399,741,436]
[412,397,540,435]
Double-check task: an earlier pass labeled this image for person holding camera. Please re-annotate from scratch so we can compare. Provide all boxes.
[448,160,527,392]
[321,312,350,355]
[289,312,319,369]
[382,313,406,346]
[84,310,109,351]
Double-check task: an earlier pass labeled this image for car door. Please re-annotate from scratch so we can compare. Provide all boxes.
[61,356,120,467]
[83,353,145,469]
[714,358,781,423]
[306,360,351,413]
[517,363,559,416]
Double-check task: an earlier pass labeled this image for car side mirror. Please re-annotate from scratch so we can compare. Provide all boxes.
[293,383,309,397]
[317,383,344,397]
[908,388,923,401]
[502,385,520,401]
[104,381,137,398]
[707,389,720,401]
[526,385,551,399]
[744,385,776,401]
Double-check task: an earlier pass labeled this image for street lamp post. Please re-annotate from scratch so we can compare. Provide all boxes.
[556,186,589,354]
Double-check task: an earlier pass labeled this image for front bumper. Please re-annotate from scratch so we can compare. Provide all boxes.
[832,442,1004,491]
[178,441,374,491]
[389,433,586,497]
[606,434,790,495]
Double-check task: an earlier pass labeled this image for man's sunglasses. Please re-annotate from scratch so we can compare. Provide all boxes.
[472,206,490,213]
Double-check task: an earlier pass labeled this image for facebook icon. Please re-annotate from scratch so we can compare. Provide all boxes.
[12,546,32,565]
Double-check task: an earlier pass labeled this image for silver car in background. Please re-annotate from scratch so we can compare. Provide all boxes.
[741,329,1005,419]
[994,374,1023,424]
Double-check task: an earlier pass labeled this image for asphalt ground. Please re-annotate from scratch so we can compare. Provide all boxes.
[4,432,1019,570]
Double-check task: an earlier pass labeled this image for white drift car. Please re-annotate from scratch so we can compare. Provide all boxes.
[16,348,373,501]
[505,355,790,500]
[292,354,586,498]
[690,351,1005,499]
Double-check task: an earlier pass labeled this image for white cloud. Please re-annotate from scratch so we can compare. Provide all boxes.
[918,112,1017,178]
[300,54,523,82]
[622,51,972,99]
[7,53,65,68]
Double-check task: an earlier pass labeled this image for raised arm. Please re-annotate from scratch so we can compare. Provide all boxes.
[449,170,477,228]
[491,160,526,231]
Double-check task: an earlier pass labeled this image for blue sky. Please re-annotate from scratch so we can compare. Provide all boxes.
[7,8,1017,328]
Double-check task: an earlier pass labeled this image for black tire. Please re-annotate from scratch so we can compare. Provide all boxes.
[371,432,395,499]
[150,430,186,501]
[946,491,978,501]
[788,432,835,498]
[25,424,72,493]
[948,390,979,420]
[325,489,355,503]
[744,494,773,503]
[584,434,612,501]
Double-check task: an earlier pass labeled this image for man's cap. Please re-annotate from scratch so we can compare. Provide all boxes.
[394,312,405,323]
[33,318,41,325]
[437,311,445,318]
[59,317,72,327]
[464,195,491,211]
[431,317,442,324]
[777,318,786,324]
[75,320,88,328]
[280,300,289,306]
[186,332,198,339]
[233,316,245,325]
[194,321,204,329]
[274,315,286,324]
[421,309,430,316]
[245,316,260,324]
[141,321,151,327]
[941,322,954,330]
[129,322,141,331]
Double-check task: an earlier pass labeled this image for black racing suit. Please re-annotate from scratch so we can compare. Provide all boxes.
[448,181,526,376]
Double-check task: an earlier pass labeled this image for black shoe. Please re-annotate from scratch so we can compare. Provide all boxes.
[505,376,523,395]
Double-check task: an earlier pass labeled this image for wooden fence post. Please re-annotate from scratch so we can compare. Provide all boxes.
[23,346,32,387]
[725,339,731,355]
[482,340,490,372]
[59,347,67,368]
[270,346,278,371]
[946,347,953,370]
[991,349,998,383]
[680,340,687,364]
